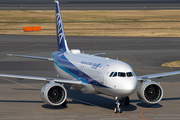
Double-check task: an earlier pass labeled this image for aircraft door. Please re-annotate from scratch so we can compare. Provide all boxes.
[100,65,109,84]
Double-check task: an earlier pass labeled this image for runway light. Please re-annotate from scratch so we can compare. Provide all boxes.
[23,26,41,32]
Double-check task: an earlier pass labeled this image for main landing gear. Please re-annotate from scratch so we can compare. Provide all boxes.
[114,96,129,113]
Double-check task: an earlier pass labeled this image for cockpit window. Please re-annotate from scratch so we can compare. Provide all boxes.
[109,72,114,77]
[109,71,135,77]
[132,72,136,76]
[118,72,126,77]
[126,72,133,77]
[113,72,117,77]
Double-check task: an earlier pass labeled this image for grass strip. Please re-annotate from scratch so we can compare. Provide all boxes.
[161,61,180,68]
[0,10,180,37]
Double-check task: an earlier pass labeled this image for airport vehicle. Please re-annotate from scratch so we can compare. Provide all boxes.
[1,1,180,113]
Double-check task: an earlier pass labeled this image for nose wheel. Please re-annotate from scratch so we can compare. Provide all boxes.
[114,97,122,113]
[114,96,130,113]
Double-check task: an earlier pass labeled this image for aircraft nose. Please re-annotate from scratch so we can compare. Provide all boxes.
[114,77,137,96]
[105,77,138,97]
[122,77,137,95]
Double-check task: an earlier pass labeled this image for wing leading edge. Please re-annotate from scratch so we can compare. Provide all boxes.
[7,54,54,61]
[0,74,82,86]
[137,71,180,81]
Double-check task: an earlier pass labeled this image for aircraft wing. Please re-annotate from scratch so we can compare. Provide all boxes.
[7,54,54,61]
[137,71,180,81]
[0,74,82,86]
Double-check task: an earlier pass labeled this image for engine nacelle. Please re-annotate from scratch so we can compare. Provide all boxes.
[41,83,67,106]
[137,81,163,104]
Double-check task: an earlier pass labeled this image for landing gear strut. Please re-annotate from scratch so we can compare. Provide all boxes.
[114,97,122,113]
[114,96,130,113]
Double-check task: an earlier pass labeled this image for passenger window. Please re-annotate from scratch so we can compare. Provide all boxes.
[118,72,126,77]
[127,72,133,77]
[113,72,117,77]
[109,72,114,77]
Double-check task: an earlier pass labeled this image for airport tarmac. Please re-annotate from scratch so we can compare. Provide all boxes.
[0,34,180,120]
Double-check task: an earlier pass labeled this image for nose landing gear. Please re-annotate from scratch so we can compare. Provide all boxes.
[114,97,122,113]
[114,96,129,113]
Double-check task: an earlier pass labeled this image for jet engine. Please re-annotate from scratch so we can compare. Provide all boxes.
[41,82,67,106]
[137,81,163,104]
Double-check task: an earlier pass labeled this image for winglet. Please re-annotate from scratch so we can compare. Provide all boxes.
[55,0,70,53]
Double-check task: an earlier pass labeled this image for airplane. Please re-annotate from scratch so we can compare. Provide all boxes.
[1,0,180,113]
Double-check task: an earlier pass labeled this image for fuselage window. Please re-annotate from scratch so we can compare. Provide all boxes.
[109,72,114,77]
[127,72,133,77]
[113,72,117,77]
[118,72,126,77]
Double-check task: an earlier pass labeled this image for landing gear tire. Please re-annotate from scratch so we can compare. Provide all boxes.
[119,106,122,113]
[114,106,122,113]
[124,96,129,106]
[114,97,122,113]
[61,100,67,107]
[114,107,118,113]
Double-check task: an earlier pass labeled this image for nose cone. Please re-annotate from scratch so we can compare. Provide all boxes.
[122,77,137,90]
[121,77,137,95]
[111,77,137,97]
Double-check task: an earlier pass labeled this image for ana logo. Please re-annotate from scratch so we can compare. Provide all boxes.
[56,13,64,44]
[91,63,101,69]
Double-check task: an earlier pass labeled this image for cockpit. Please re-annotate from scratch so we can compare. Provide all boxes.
[109,72,136,77]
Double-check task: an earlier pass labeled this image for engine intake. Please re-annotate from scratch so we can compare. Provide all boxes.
[137,81,163,104]
[41,83,67,106]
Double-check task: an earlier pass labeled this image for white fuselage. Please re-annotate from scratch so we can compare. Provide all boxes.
[52,51,137,97]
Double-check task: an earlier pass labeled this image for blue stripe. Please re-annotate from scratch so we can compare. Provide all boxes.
[52,52,110,88]
[54,61,87,84]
